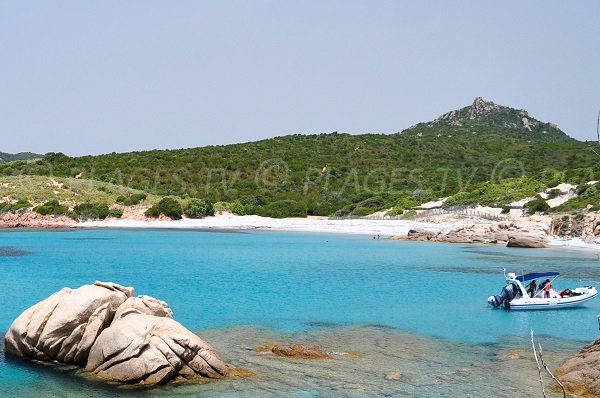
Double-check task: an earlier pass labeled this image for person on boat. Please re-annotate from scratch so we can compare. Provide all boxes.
[526,280,537,298]
[543,279,552,298]
[559,288,573,297]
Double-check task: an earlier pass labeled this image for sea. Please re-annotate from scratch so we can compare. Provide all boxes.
[1,228,599,397]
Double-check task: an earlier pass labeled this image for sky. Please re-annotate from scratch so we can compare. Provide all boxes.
[1,1,599,156]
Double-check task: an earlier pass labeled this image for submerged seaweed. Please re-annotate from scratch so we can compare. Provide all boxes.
[0,247,31,257]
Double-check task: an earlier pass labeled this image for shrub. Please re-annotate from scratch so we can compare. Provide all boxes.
[73,203,110,220]
[116,193,147,206]
[230,200,246,216]
[0,202,10,213]
[108,208,123,218]
[213,201,231,213]
[401,210,417,219]
[523,195,550,215]
[545,188,562,199]
[12,199,31,211]
[575,184,589,196]
[34,200,69,216]
[306,201,335,216]
[184,198,214,218]
[500,205,511,214]
[334,206,352,218]
[386,205,404,217]
[145,197,183,220]
[351,207,373,216]
[258,200,307,218]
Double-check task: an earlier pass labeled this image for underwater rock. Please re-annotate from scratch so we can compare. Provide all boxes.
[256,342,332,359]
[4,282,230,386]
[384,371,402,381]
[556,336,600,397]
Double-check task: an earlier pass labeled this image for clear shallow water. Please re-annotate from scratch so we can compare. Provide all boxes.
[1,229,599,397]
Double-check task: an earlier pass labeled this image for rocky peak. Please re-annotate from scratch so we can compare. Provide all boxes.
[431,97,538,129]
[469,97,500,119]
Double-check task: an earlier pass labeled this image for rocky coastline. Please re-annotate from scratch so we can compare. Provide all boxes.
[391,221,550,248]
[0,210,76,228]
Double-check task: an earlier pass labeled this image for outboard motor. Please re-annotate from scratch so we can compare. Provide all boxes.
[488,283,519,308]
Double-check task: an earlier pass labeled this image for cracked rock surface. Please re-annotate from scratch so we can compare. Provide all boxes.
[4,282,229,385]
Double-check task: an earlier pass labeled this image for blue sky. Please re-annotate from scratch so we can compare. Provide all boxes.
[1,1,599,156]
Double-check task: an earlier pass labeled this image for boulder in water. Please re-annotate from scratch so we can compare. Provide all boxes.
[4,282,230,386]
[86,311,229,384]
[4,281,132,364]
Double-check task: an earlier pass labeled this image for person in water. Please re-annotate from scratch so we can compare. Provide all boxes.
[526,280,537,298]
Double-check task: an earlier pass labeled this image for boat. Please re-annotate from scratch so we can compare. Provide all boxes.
[487,271,598,310]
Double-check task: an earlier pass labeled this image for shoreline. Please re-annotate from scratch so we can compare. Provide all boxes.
[3,210,600,252]
[78,213,600,252]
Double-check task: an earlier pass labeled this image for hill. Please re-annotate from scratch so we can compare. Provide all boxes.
[0,151,41,163]
[1,98,599,217]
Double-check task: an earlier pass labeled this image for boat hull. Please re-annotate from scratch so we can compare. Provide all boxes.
[508,290,598,310]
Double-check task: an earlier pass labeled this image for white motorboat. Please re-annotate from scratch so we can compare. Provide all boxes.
[488,271,597,310]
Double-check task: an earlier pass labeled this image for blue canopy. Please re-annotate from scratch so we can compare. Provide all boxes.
[516,272,560,283]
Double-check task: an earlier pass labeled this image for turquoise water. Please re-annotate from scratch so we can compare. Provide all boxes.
[1,229,599,397]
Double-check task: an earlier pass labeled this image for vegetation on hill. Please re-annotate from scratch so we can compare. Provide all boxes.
[1,98,600,217]
[443,176,546,208]
[0,151,41,163]
[550,183,600,213]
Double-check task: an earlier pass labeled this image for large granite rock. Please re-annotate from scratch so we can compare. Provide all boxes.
[394,222,549,248]
[506,235,548,248]
[86,311,228,384]
[4,281,132,364]
[556,337,600,397]
[4,282,229,385]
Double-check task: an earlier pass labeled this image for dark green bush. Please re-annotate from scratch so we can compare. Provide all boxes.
[500,205,511,214]
[575,184,589,195]
[34,200,69,216]
[258,200,307,218]
[73,203,110,220]
[386,205,404,217]
[545,188,562,199]
[230,200,246,215]
[145,197,183,220]
[351,207,373,216]
[12,199,32,211]
[108,208,123,218]
[116,193,147,206]
[523,195,550,215]
[184,198,214,218]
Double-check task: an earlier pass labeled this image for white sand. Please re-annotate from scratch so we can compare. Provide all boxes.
[548,237,600,251]
[78,212,600,251]
[78,213,456,237]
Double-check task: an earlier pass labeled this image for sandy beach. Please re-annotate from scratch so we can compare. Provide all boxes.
[75,212,600,252]
[78,213,456,236]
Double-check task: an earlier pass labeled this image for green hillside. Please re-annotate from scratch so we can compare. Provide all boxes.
[2,98,599,217]
[0,151,41,163]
